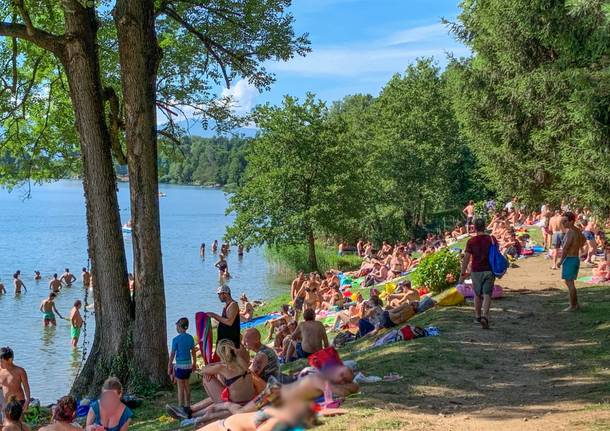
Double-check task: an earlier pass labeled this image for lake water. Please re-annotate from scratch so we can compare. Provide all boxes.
[0,180,286,403]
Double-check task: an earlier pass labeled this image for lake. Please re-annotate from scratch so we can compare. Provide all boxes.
[0,180,286,403]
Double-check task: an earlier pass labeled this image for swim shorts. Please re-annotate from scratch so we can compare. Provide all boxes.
[471,271,495,297]
[295,342,312,359]
[583,231,595,241]
[43,311,55,322]
[561,256,580,281]
[174,366,192,380]
[552,232,564,249]
[294,296,304,311]
[71,326,81,339]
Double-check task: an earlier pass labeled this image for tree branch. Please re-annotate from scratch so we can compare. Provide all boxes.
[14,0,35,36]
[0,21,65,56]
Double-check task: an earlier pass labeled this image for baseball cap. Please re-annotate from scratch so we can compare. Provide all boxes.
[216,285,231,295]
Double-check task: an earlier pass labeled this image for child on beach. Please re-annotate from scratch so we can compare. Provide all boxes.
[70,301,84,348]
[0,347,31,414]
[168,317,197,413]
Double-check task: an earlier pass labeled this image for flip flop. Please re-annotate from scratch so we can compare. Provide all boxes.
[480,317,490,329]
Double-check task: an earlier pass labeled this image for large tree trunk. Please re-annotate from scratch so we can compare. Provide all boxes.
[61,3,132,397]
[114,0,170,386]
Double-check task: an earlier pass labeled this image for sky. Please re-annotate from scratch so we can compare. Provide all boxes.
[228,0,467,111]
[178,0,469,135]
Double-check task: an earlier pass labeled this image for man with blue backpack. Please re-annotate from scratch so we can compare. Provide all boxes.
[459,218,507,329]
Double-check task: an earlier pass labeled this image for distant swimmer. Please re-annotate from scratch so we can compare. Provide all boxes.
[0,283,6,294]
[81,267,91,288]
[13,274,26,294]
[69,300,83,348]
[212,240,218,253]
[60,268,76,287]
[238,244,244,257]
[40,292,64,327]
[215,254,229,278]
[200,243,206,257]
[34,271,42,281]
[49,274,63,293]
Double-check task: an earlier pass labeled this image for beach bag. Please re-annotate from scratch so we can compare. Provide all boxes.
[434,287,465,307]
[488,237,508,278]
[332,331,356,348]
[308,347,343,369]
[456,283,474,298]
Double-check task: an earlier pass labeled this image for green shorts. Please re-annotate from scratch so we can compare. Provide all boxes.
[471,271,495,297]
[71,326,81,339]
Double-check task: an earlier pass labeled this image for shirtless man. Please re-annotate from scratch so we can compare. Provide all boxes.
[69,300,84,348]
[558,212,586,311]
[59,268,76,287]
[40,292,64,327]
[49,273,63,293]
[13,274,26,294]
[239,294,254,322]
[0,347,30,413]
[211,240,218,253]
[285,309,328,361]
[81,267,91,288]
[290,272,306,321]
[549,210,564,270]
[463,200,475,232]
[34,271,42,281]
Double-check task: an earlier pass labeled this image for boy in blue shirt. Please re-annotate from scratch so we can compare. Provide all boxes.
[168,317,197,410]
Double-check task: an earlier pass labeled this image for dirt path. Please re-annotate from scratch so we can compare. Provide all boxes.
[322,255,610,431]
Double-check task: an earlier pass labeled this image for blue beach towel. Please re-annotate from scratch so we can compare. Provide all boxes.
[240,313,280,329]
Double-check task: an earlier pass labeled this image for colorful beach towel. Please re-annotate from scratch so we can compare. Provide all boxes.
[195,311,214,365]
[240,313,280,330]
[577,275,610,285]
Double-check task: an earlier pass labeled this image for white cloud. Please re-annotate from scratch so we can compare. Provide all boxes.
[268,22,468,77]
[221,79,259,114]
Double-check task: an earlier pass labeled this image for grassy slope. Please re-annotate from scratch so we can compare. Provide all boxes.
[129,227,557,430]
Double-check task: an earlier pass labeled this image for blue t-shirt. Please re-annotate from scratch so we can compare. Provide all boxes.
[171,332,195,367]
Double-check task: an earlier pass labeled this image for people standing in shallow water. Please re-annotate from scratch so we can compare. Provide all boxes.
[40,292,64,327]
[59,268,76,287]
[237,244,244,257]
[200,243,206,257]
[82,267,91,288]
[0,283,6,294]
[34,271,42,281]
[13,273,26,294]
[215,254,229,279]
[212,240,218,253]
[49,274,63,293]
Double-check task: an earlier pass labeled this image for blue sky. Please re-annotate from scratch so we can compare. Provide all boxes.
[223,0,468,114]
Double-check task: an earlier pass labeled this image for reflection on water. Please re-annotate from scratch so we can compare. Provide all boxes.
[0,181,286,402]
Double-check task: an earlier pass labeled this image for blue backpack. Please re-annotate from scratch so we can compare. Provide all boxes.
[488,236,508,278]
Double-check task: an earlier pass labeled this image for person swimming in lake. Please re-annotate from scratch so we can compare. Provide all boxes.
[12,274,26,294]
[40,292,64,326]
[34,271,42,281]
[59,268,76,287]
[200,243,206,257]
[0,283,5,295]
[212,240,218,253]
[70,300,83,348]
[82,267,91,288]
[237,244,244,257]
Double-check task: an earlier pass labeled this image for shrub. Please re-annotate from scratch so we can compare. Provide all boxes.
[411,248,461,293]
[266,244,362,273]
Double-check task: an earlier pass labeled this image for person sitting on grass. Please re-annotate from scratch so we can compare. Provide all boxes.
[377,301,418,330]
[363,262,388,287]
[264,305,293,342]
[277,321,297,361]
[320,285,344,311]
[386,281,420,308]
[168,317,197,416]
[85,377,132,431]
[243,329,279,383]
[2,396,30,431]
[357,296,384,337]
[284,309,328,361]
[39,396,81,431]
[239,294,254,323]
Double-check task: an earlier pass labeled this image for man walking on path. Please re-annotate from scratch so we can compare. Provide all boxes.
[558,212,586,312]
[459,218,496,329]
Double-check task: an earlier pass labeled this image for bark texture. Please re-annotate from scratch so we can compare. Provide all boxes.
[114,0,170,386]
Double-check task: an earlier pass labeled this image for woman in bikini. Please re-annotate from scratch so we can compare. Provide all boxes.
[85,378,132,431]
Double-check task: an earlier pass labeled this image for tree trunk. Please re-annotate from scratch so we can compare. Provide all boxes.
[114,0,170,386]
[307,229,318,272]
[61,3,132,397]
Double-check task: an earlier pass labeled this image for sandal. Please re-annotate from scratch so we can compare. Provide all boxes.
[480,317,490,329]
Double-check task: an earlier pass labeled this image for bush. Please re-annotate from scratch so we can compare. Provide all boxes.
[411,248,461,293]
[266,244,362,273]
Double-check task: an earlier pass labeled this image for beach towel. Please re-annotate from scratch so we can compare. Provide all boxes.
[577,275,610,285]
[240,313,280,330]
[195,312,214,365]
